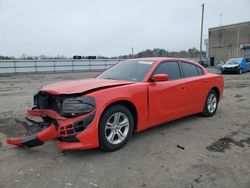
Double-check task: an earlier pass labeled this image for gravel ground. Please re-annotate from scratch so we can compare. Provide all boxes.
[0,69,250,188]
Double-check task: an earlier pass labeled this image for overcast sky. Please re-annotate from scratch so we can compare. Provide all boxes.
[0,0,249,57]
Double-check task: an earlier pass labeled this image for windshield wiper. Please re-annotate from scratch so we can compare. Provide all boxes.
[104,77,119,80]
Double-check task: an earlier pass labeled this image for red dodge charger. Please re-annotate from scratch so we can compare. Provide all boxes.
[7,58,224,151]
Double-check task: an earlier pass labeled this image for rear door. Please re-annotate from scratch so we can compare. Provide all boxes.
[179,61,208,113]
[148,61,188,126]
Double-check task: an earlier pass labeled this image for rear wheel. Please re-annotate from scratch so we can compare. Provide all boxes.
[202,89,218,117]
[99,105,134,151]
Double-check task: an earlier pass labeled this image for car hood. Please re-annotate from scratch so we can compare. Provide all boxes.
[41,78,134,95]
[222,64,239,68]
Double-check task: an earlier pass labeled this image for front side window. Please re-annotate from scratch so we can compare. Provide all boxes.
[181,62,200,78]
[153,62,181,80]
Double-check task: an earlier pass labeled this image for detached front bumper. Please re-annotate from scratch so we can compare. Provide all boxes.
[7,109,98,150]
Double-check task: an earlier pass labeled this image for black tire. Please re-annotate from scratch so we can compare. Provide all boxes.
[98,105,134,151]
[202,89,219,117]
[221,70,224,74]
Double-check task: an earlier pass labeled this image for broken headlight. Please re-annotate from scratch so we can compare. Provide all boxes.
[233,65,240,69]
[60,96,95,118]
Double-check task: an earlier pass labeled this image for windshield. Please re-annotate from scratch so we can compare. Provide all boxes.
[225,58,241,65]
[97,61,154,81]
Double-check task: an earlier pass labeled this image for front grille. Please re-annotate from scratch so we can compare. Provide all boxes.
[59,112,95,137]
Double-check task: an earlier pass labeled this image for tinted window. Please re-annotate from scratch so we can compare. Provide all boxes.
[181,62,199,78]
[197,66,204,76]
[154,62,181,80]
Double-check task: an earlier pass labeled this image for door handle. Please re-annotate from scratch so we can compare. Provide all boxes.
[180,85,185,90]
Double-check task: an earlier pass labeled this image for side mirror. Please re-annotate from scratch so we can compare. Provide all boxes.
[151,74,169,82]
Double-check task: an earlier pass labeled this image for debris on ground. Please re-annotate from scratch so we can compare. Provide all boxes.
[177,144,185,150]
[194,175,203,183]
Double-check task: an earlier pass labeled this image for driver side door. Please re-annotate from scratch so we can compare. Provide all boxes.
[148,61,188,126]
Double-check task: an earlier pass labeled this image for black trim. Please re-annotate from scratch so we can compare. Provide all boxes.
[58,111,96,142]
[21,135,44,148]
[58,136,79,142]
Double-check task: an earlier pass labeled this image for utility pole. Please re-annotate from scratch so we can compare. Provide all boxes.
[199,3,204,63]
[131,47,134,56]
[220,13,222,26]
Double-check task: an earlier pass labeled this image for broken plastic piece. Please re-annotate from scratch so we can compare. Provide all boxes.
[6,119,57,148]
[177,144,185,150]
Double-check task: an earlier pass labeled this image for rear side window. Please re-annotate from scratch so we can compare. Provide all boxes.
[181,62,199,78]
[197,66,204,76]
[154,62,181,80]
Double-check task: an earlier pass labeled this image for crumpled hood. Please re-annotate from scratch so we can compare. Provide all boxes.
[222,64,239,68]
[41,78,134,95]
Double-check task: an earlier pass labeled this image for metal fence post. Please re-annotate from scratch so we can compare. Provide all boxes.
[14,61,17,73]
[35,60,37,73]
[72,60,74,72]
[89,60,91,71]
[104,60,107,69]
[53,60,56,72]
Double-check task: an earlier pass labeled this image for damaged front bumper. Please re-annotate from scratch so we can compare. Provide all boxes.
[7,108,97,150]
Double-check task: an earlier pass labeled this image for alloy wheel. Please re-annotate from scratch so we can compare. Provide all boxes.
[207,93,217,113]
[105,112,130,145]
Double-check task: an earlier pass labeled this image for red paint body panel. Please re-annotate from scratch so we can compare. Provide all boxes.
[41,78,134,95]
[7,57,224,151]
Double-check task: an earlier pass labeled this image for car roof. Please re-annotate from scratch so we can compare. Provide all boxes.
[128,57,197,63]
[128,57,203,68]
[227,58,243,60]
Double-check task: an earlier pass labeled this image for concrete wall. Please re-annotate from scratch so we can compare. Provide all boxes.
[209,21,250,65]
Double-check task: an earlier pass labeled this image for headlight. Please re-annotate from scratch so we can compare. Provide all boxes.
[234,65,240,69]
[60,96,95,117]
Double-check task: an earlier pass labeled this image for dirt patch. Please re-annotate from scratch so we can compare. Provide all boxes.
[235,85,248,88]
[237,98,246,102]
[206,137,243,152]
[241,137,250,145]
[234,94,242,98]
[234,94,247,102]
[207,136,250,152]
[0,118,29,137]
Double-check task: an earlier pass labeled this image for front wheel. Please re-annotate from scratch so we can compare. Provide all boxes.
[98,105,134,151]
[202,90,218,117]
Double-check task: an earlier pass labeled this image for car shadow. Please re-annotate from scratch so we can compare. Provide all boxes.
[5,114,205,159]
[63,114,203,158]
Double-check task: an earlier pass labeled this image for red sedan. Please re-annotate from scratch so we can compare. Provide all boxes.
[7,58,224,151]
